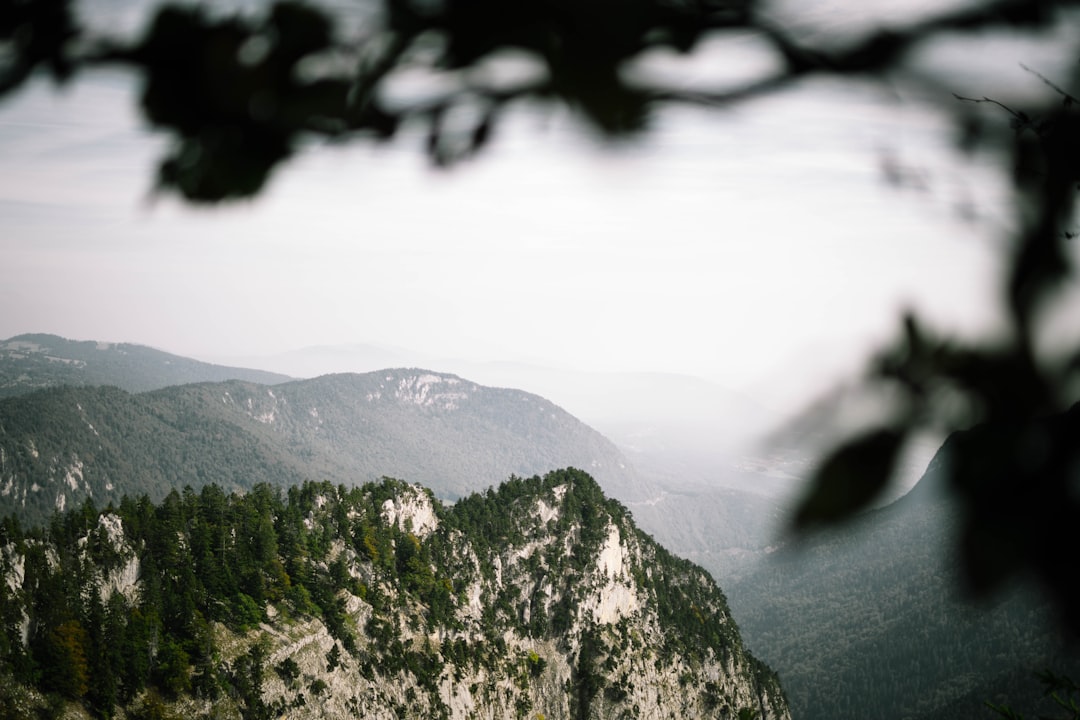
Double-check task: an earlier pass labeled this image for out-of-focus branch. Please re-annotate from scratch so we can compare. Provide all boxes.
[4,0,1080,632]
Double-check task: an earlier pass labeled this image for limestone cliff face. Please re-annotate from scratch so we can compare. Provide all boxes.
[0,469,788,720]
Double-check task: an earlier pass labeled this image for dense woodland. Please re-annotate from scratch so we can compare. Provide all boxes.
[728,435,1080,720]
[0,469,784,720]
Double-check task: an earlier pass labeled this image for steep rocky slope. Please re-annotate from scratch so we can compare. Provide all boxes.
[0,469,788,720]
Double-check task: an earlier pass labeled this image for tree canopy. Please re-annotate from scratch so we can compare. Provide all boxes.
[3,0,1079,630]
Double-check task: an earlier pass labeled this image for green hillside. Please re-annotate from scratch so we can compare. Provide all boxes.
[0,334,291,398]
[0,371,644,526]
[726,437,1079,720]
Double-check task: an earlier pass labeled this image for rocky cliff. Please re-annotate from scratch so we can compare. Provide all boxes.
[0,469,787,720]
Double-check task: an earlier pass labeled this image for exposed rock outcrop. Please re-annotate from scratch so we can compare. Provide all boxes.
[0,469,788,720]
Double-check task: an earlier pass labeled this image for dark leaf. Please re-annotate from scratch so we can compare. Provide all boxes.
[0,0,78,97]
[158,128,290,202]
[983,701,1026,720]
[470,109,495,154]
[792,427,906,530]
[946,406,1080,632]
[1036,669,1080,697]
[938,345,1051,423]
[268,1,333,66]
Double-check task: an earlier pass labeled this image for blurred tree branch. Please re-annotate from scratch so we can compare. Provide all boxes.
[2,0,1079,630]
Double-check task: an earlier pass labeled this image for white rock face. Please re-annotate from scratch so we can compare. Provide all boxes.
[536,497,559,525]
[97,513,124,546]
[380,485,439,538]
[102,553,141,604]
[392,373,469,410]
[94,514,141,603]
[63,459,84,492]
[596,523,625,580]
[584,523,640,625]
[252,394,280,423]
[2,543,24,593]
[71,513,143,604]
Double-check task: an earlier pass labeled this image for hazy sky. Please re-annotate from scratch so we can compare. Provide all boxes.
[1,5,1075,408]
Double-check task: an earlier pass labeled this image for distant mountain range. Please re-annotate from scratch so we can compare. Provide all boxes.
[215,341,782,485]
[4,332,1074,720]
[0,333,783,575]
[1,332,782,488]
[0,333,291,397]
[0,368,645,526]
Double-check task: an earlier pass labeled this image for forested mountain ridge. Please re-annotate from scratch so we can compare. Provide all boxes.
[0,384,316,525]
[159,370,645,500]
[726,425,1079,720]
[0,334,292,398]
[0,333,781,580]
[0,468,789,720]
[0,370,644,526]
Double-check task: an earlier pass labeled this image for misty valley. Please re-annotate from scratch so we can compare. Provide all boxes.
[0,334,1076,720]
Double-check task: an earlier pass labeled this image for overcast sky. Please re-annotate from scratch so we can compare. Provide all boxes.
[1,4,1076,410]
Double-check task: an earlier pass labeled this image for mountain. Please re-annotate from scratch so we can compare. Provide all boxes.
[158,369,647,501]
[0,334,292,398]
[0,383,312,524]
[217,342,801,561]
[2,333,793,571]
[0,469,790,720]
[215,341,443,380]
[0,333,797,591]
[0,370,647,526]
[725,433,1079,720]
[217,343,779,481]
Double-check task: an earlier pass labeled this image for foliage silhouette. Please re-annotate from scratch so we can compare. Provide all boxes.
[987,670,1080,720]
[2,0,1079,631]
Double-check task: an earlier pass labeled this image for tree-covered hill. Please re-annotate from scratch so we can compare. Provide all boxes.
[0,370,645,526]
[0,468,789,720]
[0,384,311,525]
[155,370,646,500]
[626,482,789,581]
[725,431,1080,720]
[0,334,292,398]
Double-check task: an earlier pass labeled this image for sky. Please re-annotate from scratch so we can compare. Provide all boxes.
[1,2,1076,412]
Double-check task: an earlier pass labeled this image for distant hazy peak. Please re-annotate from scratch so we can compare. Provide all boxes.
[0,332,293,398]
